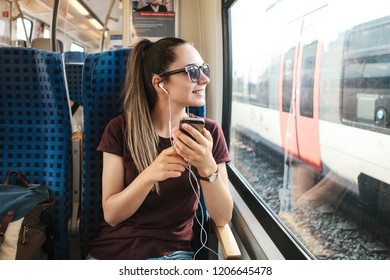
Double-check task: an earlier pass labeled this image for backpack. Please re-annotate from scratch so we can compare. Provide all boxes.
[0,170,55,259]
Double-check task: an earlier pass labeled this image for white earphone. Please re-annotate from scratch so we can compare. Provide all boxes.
[159,82,169,95]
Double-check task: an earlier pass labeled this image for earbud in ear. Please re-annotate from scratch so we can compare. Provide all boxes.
[159,82,169,95]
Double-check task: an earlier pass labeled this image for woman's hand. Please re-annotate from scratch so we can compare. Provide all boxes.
[145,146,188,183]
[172,124,233,226]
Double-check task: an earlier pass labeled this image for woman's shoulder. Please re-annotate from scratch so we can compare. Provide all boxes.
[204,117,221,133]
[101,115,126,139]
[188,113,220,132]
[106,114,125,129]
[97,115,125,154]
[203,117,218,126]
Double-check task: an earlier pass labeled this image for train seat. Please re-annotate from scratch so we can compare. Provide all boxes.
[64,51,87,107]
[65,64,84,107]
[64,51,86,64]
[31,38,64,53]
[80,49,129,259]
[0,47,72,259]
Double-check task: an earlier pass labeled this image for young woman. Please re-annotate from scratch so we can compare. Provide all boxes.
[87,37,233,260]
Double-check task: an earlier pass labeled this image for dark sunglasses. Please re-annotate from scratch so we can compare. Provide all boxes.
[158,63,210,83]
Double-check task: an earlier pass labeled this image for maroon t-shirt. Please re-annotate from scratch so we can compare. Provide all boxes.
[88,114,230,259]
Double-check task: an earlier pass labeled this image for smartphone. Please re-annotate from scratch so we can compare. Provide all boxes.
[179,117,205,140]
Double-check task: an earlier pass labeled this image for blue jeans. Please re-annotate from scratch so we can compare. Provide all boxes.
[148,251,194,260]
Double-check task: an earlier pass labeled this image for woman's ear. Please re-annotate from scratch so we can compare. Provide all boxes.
[152,75,168,95]
[152,75,162,90]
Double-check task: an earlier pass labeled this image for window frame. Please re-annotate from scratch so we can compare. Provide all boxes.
[221,0,314,260]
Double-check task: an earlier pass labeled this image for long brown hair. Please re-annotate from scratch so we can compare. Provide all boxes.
[121,37,187,192]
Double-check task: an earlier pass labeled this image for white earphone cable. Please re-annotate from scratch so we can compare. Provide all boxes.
[166,93,221,260]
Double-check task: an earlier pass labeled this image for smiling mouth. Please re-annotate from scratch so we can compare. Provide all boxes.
[192,90,205,95]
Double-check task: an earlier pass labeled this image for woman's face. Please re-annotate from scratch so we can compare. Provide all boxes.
[163,43,210,108]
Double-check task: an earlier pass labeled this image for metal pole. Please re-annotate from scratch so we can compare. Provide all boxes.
[12,0,31,47]
[51,0,60,51]
[100,0,117,51]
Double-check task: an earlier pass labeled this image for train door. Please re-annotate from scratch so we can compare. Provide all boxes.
[279,7,324,171]
[278,19,301,158]
[295,10,323,171]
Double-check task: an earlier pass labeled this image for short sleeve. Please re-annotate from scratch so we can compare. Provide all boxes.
[97,115,125,157]
[205,118,230,164]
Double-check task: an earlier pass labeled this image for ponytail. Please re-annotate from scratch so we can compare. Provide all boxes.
[121,37,187,192]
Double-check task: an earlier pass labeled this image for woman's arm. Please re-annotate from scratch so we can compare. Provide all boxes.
[172,124,233,226]
[198,162,233,226]
[101,146,187,227]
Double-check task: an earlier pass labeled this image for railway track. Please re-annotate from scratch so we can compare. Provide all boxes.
[231,138,390,260]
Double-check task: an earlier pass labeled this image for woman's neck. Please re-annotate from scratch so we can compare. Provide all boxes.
[152,105,187,138]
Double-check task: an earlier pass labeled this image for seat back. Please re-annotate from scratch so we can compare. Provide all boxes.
[0,47,72,259]
[64,51,86,64]
[189,105,205,118]
[31,38,64,53]
[80,49,131,258]
[64,52,86,107]
[65,63,84,106]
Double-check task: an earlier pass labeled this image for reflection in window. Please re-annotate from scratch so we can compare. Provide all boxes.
[249,77,270,107]
[229,0,390,260]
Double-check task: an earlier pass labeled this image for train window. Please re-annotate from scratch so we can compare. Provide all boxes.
[0,19,6,44]
[282,47,295,113]
[71,42,85,52]
[341,17,390,130]
[0,1,11,46]
[226,0,390,260]
[249,72,269,107]
[230,0,277,109]
[16,18,32,41]
[0,20,4,33]
[43,28,50,38]
[300,41,317,118]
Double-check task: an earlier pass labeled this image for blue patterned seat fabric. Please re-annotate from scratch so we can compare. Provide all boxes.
[65,64,84,106]
[0,47,72,259]
[64,51,86,107]
[81,49,131,258]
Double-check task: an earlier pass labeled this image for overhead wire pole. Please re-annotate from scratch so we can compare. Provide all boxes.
[12,0,31,47]
[122,0,130,48]
[100,0,118,51]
